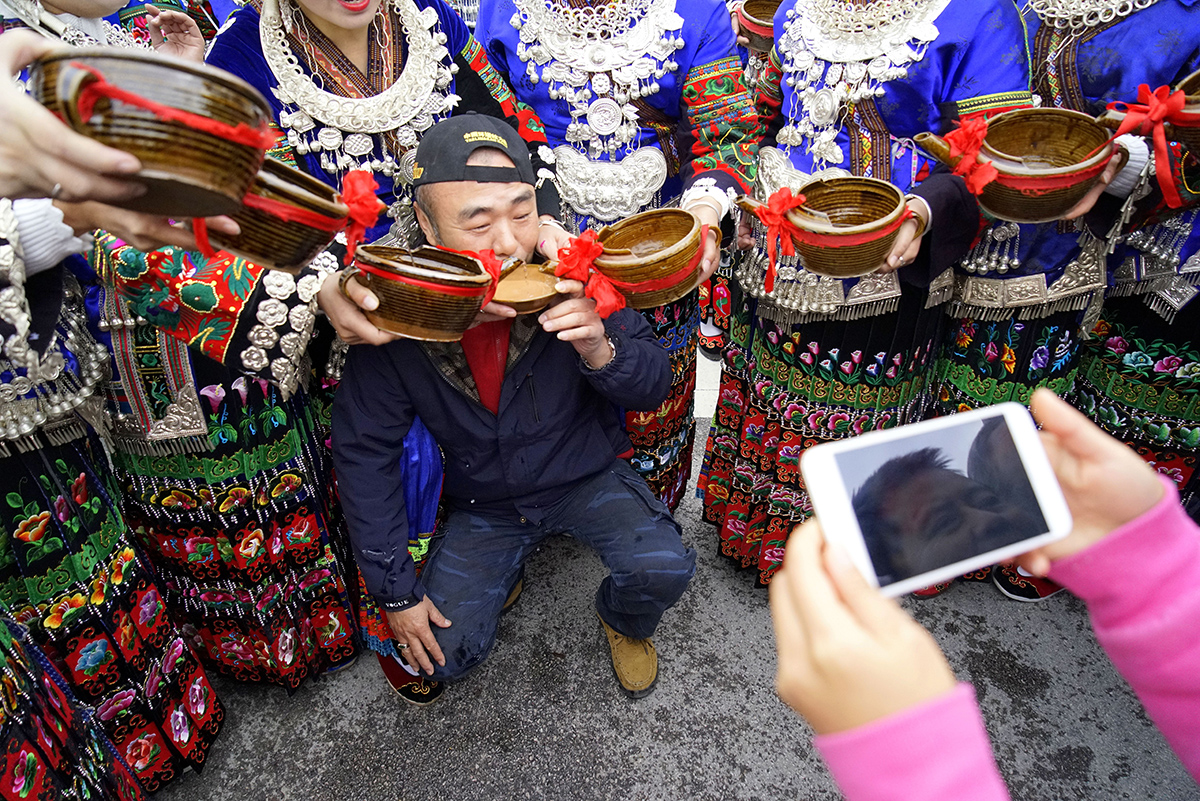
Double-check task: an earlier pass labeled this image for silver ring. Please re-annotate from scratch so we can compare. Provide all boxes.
[50,182,62,200]
[397,643,409,650]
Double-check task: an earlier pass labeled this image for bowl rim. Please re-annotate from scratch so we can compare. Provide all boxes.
[1177,67,1200,99]
[255,158,349,219]
[357,244,493,288]
[36,47,271,114]
[981,108,1113,177]
[784,175,906,238]
[595,208,701,268]
[736,0,778,32]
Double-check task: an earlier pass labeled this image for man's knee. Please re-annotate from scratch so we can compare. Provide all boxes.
[428,618,496,682]
[612,532,697,602]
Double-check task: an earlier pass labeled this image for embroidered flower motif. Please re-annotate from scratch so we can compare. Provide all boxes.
[1030,346,1050,371]
[1122,351,1154,369]
[71,473,88,505]
[10,749,37,796]
[1091,320,1111,338]
[1105,336,1129,355]
[218,487,252,513]
[144,662,162,697]
[110,547,134,585]
[162,489,198,511]
[1154,355,1184,373]
[1175,362,1200,381]
[163,638,186,673]
[199,384,226,413]
[44,594,85,629]
[97,689,136,721]
[125,734,159,773]
[272,473,303,498]
[138,589,161,626]
[14,511,51,543]
[277,628,297,666]
[188,677,209,716]
[238,529,264,561]
[76,639,112,675]
[1001,345,1016,375]
[299,569,331,591]
[89,568,107,606]
[984,341,999,363]
[761,547,786,565]
[169,707,191,744]
[52,495,69,522]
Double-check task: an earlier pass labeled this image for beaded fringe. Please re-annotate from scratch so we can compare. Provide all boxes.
[757,296,901,326]
[0,418,87,458]
[110,434,213,457]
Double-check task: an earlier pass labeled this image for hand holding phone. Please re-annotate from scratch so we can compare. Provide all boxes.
[801,403,1073,597]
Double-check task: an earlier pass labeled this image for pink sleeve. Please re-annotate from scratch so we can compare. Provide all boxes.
[814,683,1011,801]
[1048,476,1200,784]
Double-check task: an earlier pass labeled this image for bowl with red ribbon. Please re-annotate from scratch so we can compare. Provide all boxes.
[592,208,707,309]
[28,48,274,218]
[342,245,498,342]
[916,108,1120,224]
[735,0,783,52]
[738,177,920,281]
[207,158,350,273]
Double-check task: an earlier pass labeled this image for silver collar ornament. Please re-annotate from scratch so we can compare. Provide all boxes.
[1024,0,1161,33]
[0,0,146,48]
[774,0,950,169]
[511,0,684,159]
[261,0,459,184]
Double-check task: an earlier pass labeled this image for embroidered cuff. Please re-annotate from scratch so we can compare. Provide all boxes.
[12,199,92,276]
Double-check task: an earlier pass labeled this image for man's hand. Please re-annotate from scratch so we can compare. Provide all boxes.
[876,197,929,273]
[1015,389,1165,577]
[539,278,611,368]
[317,270,401,345]
[736,208,754,251]
[145,5,206,63]
[684,200,722,283]
[770,521,957,734]
[54,199,239,251]
[471,301,519,328]
[1061,148,1125,220]
[384,597,452,676]
[0,30,146,203]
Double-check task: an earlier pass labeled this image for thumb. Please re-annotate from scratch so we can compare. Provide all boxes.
[426,601,451,628]
[1030,388,1110,466]
[342,276,379,311]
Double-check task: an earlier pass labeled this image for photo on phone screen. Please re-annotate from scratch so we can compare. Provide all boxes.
[836,411,1050,588]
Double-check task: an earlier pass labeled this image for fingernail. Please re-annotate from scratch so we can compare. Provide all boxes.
[116,155,141,173]
[826,544,853,575]
[364,296,378,310]
[537,314,546,324]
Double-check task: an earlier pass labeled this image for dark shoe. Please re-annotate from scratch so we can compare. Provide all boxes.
[323,654,358,675]
[992,564,1064,602]
[912,581,953,599]
[698,329,726,361]
[502,570,524,616]
[598,614,658,698]
[376,652,444,706]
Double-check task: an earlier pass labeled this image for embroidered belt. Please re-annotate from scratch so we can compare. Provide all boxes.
[554,145,667,222]
[734,146,902,324]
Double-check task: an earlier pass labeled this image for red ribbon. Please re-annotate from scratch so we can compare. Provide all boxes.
[944,117,1001,196]
[605,225,709,291]
[1107,84,1191,209]
[354,256,491,297]
[752,188,809,293]
[780,209,913,248]
[192,217,218,259]
[552,230,627,318]
[340,170,387,265]
[71,62,278,151]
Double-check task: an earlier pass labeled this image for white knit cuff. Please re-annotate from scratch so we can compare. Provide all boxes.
[12,198,92,276]
[1104,134,1151,198]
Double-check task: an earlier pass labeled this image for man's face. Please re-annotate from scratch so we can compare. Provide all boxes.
[415,150,539,262]
[871,467,1044,579]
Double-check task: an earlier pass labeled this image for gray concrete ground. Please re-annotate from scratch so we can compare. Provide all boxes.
[157,414,1198,801]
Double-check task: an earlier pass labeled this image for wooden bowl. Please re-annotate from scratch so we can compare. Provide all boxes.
[780,177,913,279]
[346,246,492,342]
[594,208,704,309]
[735,0,782,52]
[28,48,272,217]
[978,108,1116,224]
[211,158,349,274]
[493,262,559,314]
[1169,68,1200,152]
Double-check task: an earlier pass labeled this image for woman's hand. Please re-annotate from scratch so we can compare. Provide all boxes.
[876,196,930,274]
[54,200,239,251]
[770,521,957,734]
[685,199,723,282]
[1016,389,1165,577]
[317,270,400,345]
[536,216,573,261]
[145,5,207,63]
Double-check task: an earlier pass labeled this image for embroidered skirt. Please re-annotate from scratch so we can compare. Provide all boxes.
[0,435,221,792]
[698,283,943,584]
[1,612,145,801]
[932,309,1085,414]
[1070,297,1200,510]
[627,291,700,512]
[115,380,358,692]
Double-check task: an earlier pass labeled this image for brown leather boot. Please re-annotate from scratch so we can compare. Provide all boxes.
[598,614,658,698]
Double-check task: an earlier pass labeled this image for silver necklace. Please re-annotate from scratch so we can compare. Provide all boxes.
[260,0,457,179]
[1025,0,1160,33]
[775,0,949,169]
[0,0,146,48]
[510,0,684,158]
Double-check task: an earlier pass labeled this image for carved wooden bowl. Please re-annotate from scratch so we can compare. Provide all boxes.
[736,0,782,52]
[211,158,349,274]
[347,246,492,341]
[28,48,272,217]
[783,176,912,279]
[978,108,1116,224]
[594,208,703,309]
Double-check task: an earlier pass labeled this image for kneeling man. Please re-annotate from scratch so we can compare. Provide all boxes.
[332,114,696,701]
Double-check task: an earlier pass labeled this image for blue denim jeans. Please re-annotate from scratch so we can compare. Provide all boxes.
[422,459,696,682]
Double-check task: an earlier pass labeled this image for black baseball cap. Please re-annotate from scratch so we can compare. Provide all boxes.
[411,113,535,188]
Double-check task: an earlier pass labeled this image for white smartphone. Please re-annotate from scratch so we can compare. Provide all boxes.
[800,403,1073,598]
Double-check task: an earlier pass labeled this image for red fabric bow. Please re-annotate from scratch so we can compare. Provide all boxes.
[191,217,218,259]
[554,230,626,318]
[752,188,808,293]
[944,117,1000,196]
[475,249,502,308]
[340,170,387,264]
[1107,84,1189,209]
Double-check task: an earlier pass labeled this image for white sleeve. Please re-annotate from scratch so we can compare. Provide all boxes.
[12,198,92,276]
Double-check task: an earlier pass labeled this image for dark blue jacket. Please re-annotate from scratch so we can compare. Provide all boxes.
[332,308,671,604]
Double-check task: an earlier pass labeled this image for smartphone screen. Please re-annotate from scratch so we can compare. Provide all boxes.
[836,410,1050,588]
